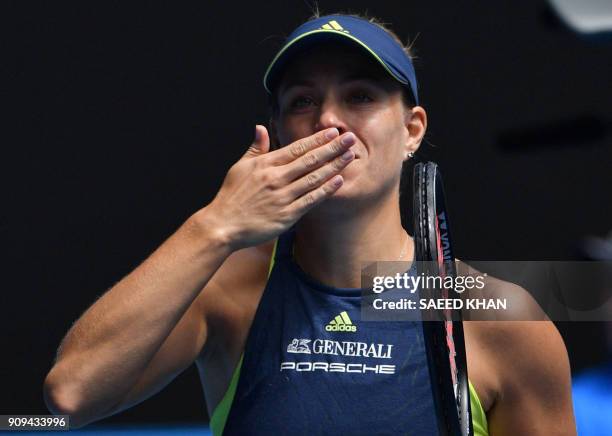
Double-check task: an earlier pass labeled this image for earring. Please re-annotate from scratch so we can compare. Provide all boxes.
[407,152,415,158]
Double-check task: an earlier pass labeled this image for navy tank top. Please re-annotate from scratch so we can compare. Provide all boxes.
[218,228,439,435]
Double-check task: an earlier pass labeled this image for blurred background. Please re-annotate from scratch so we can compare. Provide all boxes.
[2,0,611,433]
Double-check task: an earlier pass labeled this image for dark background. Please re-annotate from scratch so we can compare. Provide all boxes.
[2,0,611,426]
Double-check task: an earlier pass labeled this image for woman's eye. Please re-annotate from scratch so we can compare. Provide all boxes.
[349,92,373,103]
[290,96,314,109]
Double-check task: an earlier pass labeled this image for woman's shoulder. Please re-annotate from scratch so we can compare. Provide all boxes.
[456,259,547,322]
[460,260,574,432]
[459,260,571,418]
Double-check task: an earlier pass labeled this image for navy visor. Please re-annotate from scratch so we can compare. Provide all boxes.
[263,14,419,104]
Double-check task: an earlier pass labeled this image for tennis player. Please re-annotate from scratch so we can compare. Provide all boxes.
[44,13,576,435]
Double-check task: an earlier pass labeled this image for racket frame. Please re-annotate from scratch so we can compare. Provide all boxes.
[413,162,473,436]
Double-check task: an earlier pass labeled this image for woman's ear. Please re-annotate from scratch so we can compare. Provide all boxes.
[403,106,427,160]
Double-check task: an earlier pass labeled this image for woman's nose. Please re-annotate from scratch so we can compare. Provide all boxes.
[314,100,347,134]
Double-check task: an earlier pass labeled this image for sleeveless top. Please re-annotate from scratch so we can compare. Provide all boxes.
[210,229,489,436]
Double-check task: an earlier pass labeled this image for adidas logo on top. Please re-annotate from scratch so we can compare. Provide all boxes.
[325,311,357,332]
[320,20,350,34]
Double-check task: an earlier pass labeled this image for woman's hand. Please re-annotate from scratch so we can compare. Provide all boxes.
[204,125,356,251]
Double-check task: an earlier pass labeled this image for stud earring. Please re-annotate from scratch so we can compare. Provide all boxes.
[407,152,415,158]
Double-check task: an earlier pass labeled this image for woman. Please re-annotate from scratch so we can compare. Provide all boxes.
[44,13,575,435]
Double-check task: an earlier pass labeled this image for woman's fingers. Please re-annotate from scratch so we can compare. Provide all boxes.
[288,174,346,217]
[284,148,355,199]
[267,127,339,165]
[280,132,356,182]
[242,125,271,158]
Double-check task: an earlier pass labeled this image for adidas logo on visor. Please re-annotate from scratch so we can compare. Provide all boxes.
[325,311,357,332]
[320,20,349,33]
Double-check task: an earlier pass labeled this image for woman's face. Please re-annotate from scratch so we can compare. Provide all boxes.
[274,43,424,205]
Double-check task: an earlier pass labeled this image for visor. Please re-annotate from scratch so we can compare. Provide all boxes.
[263,14,419,104]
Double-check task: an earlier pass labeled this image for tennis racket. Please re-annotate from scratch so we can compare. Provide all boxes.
[413,162,472,436]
